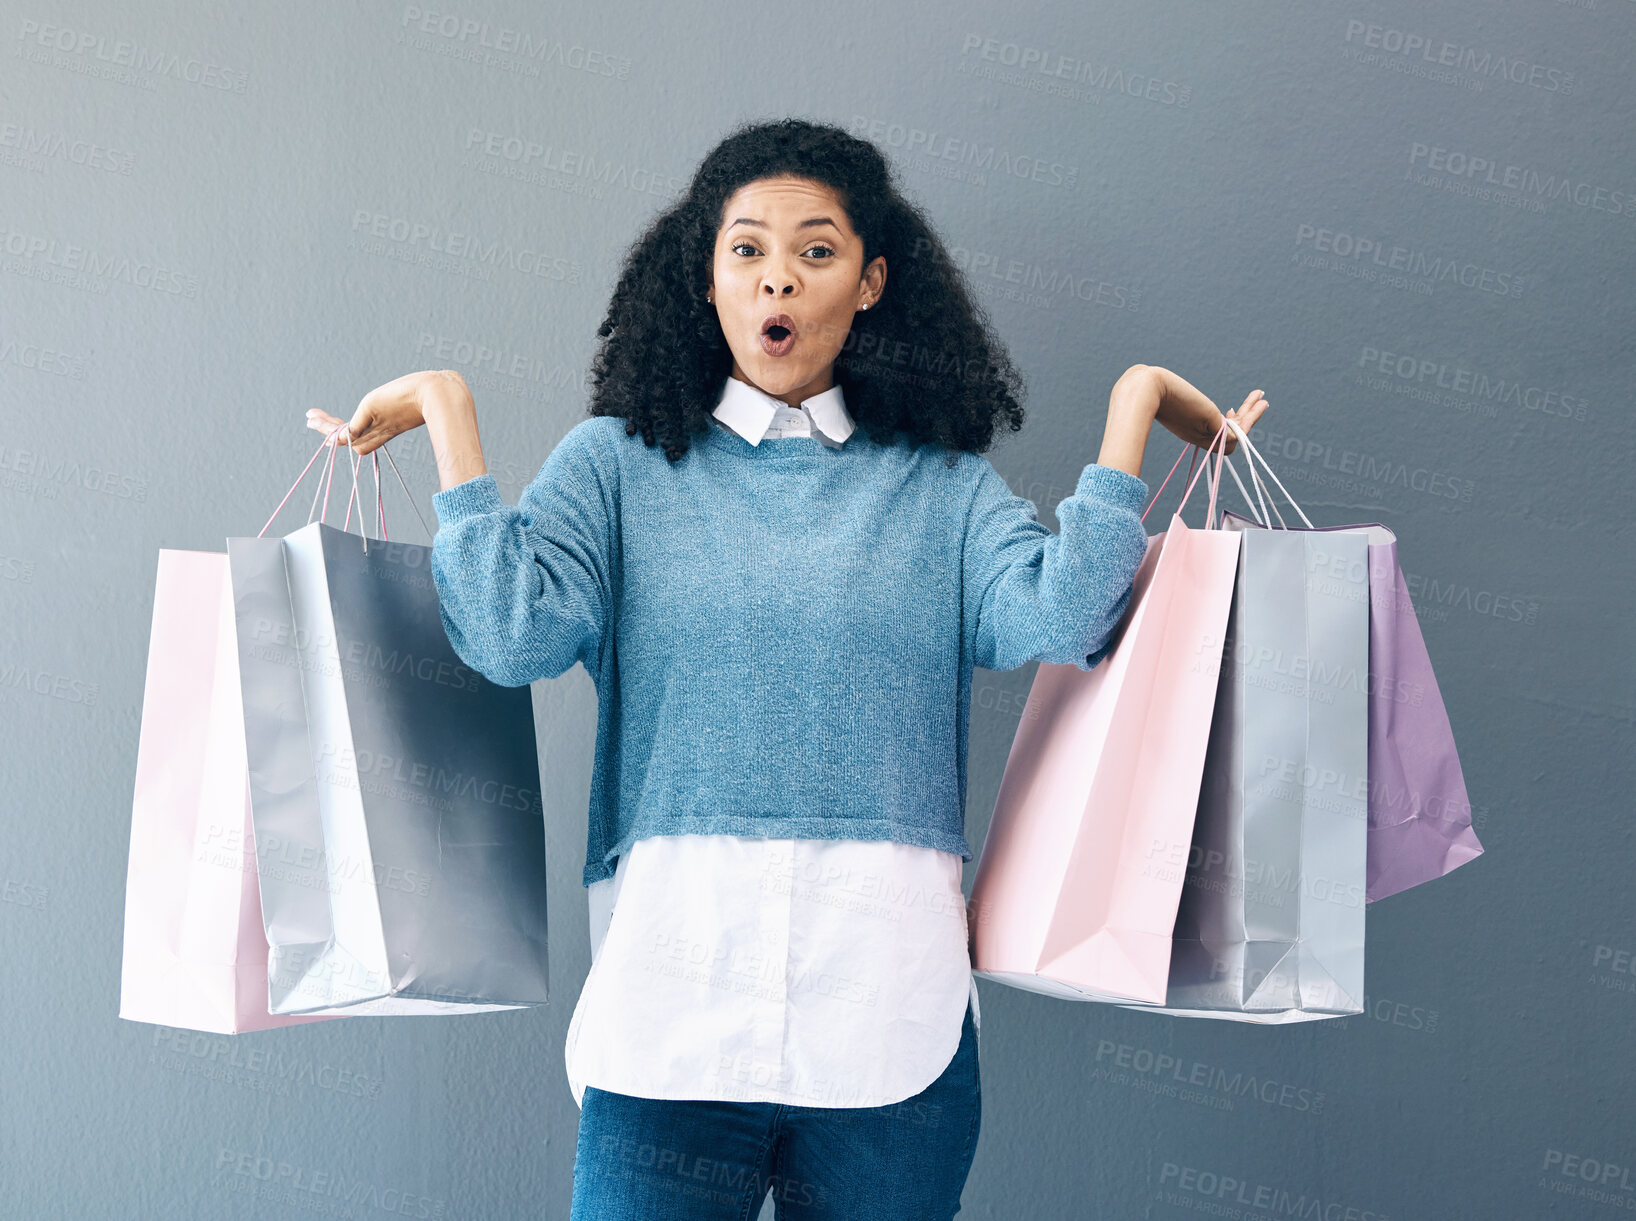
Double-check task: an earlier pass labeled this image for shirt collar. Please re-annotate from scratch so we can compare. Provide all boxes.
[710,375,856,449]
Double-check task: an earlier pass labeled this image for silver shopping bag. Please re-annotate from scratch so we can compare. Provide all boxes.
[1119,452,1370,1023]
[227,436,549,1016]
[1207,421,1481,903]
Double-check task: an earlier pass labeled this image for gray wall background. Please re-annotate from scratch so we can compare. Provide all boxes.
[3,1,1632,1218]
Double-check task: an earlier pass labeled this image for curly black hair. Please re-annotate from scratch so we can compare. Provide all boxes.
[586,117,1027,466]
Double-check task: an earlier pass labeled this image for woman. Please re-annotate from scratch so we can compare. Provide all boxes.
[307,118,1268,1220]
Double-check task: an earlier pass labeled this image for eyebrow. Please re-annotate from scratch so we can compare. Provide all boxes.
[726,217,842,233]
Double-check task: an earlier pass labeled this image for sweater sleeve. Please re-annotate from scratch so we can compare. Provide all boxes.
[961,457,1151,673]
[428,420,616,687]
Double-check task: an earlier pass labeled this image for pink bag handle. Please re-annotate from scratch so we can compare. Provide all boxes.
[256,425,432,548]
[1139,418,1236,529]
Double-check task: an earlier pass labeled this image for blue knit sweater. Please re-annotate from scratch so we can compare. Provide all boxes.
[429,414,1151,886]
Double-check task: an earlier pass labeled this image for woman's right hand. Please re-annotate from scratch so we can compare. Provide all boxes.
[306,369,471,457]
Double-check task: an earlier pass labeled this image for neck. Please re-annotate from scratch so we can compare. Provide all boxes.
[729,365,835,411]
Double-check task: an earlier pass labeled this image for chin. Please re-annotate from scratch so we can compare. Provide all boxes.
[750,366,803,390]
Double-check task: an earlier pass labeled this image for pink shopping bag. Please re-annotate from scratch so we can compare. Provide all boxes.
[970,426,1244,1005]
[119,548,339,1034]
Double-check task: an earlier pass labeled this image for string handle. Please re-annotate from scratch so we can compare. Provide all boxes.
[1216,418,1315,530]
[257,425,434,547]
[1139,417,1240,530]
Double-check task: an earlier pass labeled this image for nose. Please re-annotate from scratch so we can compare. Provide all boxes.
[761,257,798,298]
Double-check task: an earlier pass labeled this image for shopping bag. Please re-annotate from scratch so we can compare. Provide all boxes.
[1119,424,1370,1023]
[1213,428,1481,901]
[970,427,1242,1005]
[120,548,339,1033]
[228,432,551,1016]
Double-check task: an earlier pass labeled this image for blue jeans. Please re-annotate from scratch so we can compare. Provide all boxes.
[570,1000,981,1219]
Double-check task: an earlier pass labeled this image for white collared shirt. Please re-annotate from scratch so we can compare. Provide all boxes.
[563,377,979,1108]
[708,374,856,447]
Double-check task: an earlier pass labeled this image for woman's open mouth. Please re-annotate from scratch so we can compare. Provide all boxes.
[759,314,797,357]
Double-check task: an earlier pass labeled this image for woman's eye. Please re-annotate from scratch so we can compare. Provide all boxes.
[729,242,837,258]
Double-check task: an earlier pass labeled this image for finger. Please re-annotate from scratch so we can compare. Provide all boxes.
[343,402,381,452]
[1231,393,1269,435]
[305,409,347,441]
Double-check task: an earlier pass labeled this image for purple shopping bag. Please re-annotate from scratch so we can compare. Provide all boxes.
[1213,422,1482,902]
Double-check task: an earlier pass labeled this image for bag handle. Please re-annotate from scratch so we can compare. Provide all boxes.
[1140,417,1241,529]
[1217,418,1315,530]
[255,423,374,545]
[1193,427,1281,531]
[256,425,433,547]
[1228,433,1282,529]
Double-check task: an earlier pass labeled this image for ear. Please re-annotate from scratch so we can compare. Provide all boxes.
[863,255,887,300]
